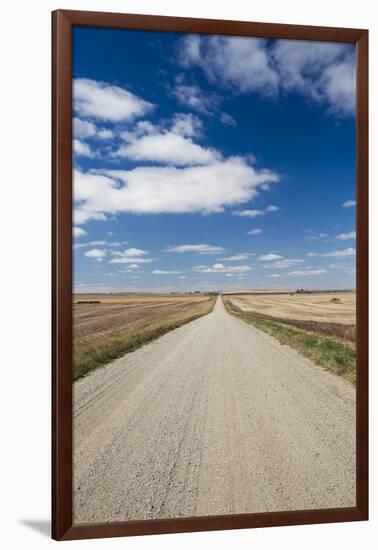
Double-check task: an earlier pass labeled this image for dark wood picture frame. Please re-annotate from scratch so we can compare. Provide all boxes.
[52,9,369,541]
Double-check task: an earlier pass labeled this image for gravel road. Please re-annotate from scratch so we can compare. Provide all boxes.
[73,296,355,523]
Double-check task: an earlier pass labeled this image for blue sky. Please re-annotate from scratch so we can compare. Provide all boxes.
[73,27,356,293]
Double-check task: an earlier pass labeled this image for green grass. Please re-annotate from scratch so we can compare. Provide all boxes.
[224,299,356,384]
[73,298,215,381]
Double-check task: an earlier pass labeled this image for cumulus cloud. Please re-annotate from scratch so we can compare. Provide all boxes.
[258,253,283,261]
[115,131,219,166]
[84,248,107,262]
[108,247,154,264]
[336,230,356,240]
[234,204,279,217]
[247,229,263,235]
[273,41,355,116]
[74,78,153,122]
[171,113,203,137]
[178,36,355,116]
[74,160,279,222]
[113,113,218,166]
[73,226,87,238]
[73,117,114,140]
[235,209,264,218]
[165,244,224,254]
[179,35,279,97]
[73,139,94,158]
[342,200,356,208]
[172,75,218,114]
[307,248,355,257]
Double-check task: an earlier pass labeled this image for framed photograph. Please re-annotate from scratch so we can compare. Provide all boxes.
[52,10,368,540]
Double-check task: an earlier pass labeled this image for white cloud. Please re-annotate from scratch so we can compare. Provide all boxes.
[108,247,154,264]
[84,248,107,262]
[172,75,218,114]
[220,113,236,126]
[307,248,355,258]
[179,35,279,97]
[220,254,254,261]
[74,78,153,122]
[97,128,113,139]
[152,269,182,275]
[115,131,220,166]
[73,118,97,139]
[235,204,279,217]
[247,229,263,235]
[109,257,153,265]
[113,113,218,166]
[178,36,355,116]
[320,60,356,116]
[193,263,252,273]
[342,200,356,208]
[336,230,356,240]
[73,117,114,141]
[271,259,304,269]
[73,226,87,238]
[265,204,279,212]
[74,159,278,220]
[165,244,224,254]
[111,247,147,258]
[258,253,283,261]
[268,274,281,278]
[273,41,355,116]
[171,113,203,137]
[73,139,94,158]
[288,269,327,276]
[235,209,265,218]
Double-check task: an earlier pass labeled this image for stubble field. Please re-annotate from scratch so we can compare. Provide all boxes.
[227,292,355,325]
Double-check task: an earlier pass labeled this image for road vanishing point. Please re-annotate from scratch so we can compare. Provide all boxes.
[73,297,356,523]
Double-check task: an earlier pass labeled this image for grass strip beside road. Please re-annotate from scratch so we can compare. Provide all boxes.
[224,299,356,384]
[74,297,216,381]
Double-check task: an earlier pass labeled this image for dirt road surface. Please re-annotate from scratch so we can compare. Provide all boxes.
[73,297,355,523]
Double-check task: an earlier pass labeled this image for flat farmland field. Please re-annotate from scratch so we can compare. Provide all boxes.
[227,292,356,325]
[73,293,215,380]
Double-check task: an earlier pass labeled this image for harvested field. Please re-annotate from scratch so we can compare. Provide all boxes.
[73,293,215,380]
[227,292,355,324]
[225,292,355,343]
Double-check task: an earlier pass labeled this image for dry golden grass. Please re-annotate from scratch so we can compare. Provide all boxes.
[229,292,355,325]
